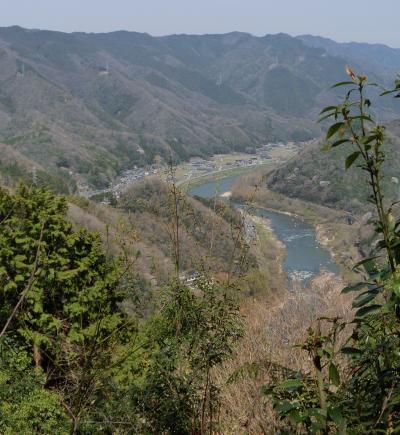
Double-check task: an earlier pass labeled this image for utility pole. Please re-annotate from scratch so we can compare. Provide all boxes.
[32,166,37,185]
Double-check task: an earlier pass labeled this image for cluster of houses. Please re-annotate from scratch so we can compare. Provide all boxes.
[82,140,308,202]
[111,165,159,197]
[82,165,159,201]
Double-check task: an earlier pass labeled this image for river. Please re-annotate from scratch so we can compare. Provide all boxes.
[188,173,339,288]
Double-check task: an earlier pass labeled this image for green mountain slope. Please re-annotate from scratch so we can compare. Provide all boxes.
[268,123,400,213]
[1,27,399,189]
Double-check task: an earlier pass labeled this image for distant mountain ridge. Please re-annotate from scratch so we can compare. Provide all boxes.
[298,35,400,82]
[0,26,399,190]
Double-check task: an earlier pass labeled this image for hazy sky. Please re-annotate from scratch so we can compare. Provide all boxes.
[1,0,399,47]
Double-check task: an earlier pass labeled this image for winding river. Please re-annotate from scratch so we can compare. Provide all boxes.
[188,173,339,288]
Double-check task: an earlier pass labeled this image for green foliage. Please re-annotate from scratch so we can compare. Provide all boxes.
[0,339,69,434]
[0,160,26,181]
[0,182,245,432]
[264,321,348,434]
[0,184,134,430]
[0,157,72,194]
[0,184,126,347]
[132,279,243,433]
[268,75,400,213]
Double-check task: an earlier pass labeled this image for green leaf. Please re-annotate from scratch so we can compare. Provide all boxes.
[274,400,295,414]
[329,407,346,433]
[342,282,367,294]
[355,304,381,317]
[321,144,332,152]
[330,81,356,89]
[341,347,362,355]
[309,407,327,419]
[380,89,397,96]
[350,115,374,123]
[345,151,361,169]
[329,362,340,386]
[288,410,304,425]
[277,379,302,390]
[14,274,26,283]
[320,105,338,115]
[329,407,344,425]
[326,122,345,139]
[319,112,337,123]
[352,256,379,271]
[260,384,274,395]
[364,134,379,145]
[331,139,349,147]
[352,289,380,308]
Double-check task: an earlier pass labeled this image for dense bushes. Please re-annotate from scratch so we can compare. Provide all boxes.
[0,183,243,433]
[0,339,69,434]
[0,184,133,432]
[132,280,242,433]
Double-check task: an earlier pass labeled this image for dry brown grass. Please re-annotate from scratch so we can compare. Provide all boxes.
[215,271,354,434]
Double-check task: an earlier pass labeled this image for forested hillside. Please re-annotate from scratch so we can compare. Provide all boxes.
[1,26,400,189]
[268,120,400,213]
[69,177,283,299]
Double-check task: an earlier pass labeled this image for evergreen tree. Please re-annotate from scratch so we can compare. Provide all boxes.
[0,184,134,432]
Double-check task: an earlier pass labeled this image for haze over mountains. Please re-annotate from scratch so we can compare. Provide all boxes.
[0,26,400,190]
[298,35,400,82]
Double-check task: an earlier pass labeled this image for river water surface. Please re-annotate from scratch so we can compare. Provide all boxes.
[188,173,339,287]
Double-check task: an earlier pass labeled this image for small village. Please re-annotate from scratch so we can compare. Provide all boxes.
[82,140,308,202]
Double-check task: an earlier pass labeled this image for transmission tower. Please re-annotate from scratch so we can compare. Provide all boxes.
[216,72,223,87]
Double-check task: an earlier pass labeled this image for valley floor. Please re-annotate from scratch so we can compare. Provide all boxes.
[84,141,302,201]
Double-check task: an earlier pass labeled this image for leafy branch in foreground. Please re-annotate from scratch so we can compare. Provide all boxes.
[262,69,400,433]
[322,69,398,273]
